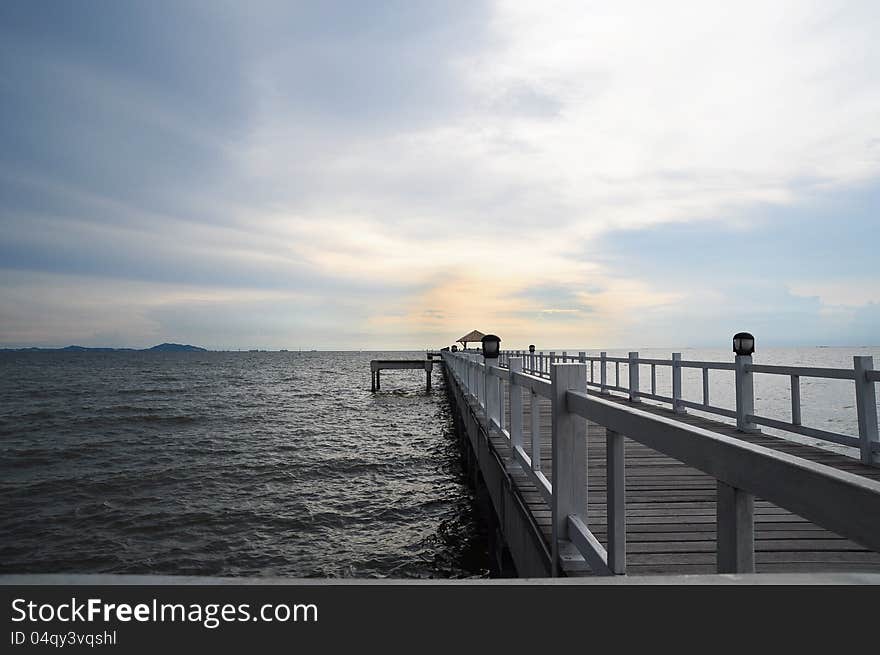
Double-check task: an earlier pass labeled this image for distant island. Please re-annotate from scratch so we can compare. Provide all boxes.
[0,342,208,352]
[146,343,208,352]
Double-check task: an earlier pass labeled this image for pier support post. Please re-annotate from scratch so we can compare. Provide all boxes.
[628,352,640,403]
[854,356,879,466]
[607,429,626,574]
[672,352,685,413]
[550,362,588,577]
[376,369,381,391]
[371,370,376,392]
[716,481,755,573]
[425,360,433,392]
[509,358,523,460]
[734,354,759,432]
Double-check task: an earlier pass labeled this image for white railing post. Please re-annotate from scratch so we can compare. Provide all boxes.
[530,389,541,471]
[476,356,481,402]
[716,481,755,573]
[672,352,686,414]
[600,351,608,394]
[735,354,759,432]
[550,362,588,576]
[509,358,523,458]
[483,357,493,421]
[702,367,710,406]
[472,357,478,400]
[854,356,879,466]
[497,370,504,431]
[628,352,640,403]
[484,360,490,411]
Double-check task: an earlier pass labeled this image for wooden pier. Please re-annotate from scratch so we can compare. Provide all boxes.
[370,354,443,392]
[443,350,880,578]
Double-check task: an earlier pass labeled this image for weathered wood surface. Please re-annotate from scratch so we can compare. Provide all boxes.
[487,380,880,576]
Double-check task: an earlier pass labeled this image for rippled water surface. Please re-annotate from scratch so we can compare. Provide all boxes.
[0,351,489,578]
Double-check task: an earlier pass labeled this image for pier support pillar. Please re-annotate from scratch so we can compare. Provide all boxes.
[716,481,755,573]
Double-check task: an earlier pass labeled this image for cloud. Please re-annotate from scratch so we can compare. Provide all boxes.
[1,1,879,348]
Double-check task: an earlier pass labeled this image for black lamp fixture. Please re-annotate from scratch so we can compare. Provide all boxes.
[451,344,458,352]
[733,332,755,356]
[529,344,535,354]
[481,334,501,359]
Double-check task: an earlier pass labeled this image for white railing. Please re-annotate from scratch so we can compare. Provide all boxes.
[497,349,880,466]
[443,351,880,577]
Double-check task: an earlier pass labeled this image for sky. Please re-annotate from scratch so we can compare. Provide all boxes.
[1,0,879,350]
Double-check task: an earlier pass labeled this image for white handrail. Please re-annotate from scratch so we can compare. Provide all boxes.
[498,349,879,465]
[443,351,880,578]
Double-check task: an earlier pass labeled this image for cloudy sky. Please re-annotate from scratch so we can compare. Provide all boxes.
[1,1,878,350]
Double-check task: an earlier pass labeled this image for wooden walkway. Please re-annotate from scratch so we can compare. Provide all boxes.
[491,384,880,576]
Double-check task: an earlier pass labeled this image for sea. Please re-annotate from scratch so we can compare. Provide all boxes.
[1,346,877,578]
[0,351,488,578]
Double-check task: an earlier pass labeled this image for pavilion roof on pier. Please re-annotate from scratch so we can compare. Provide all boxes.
[456,330,486,347]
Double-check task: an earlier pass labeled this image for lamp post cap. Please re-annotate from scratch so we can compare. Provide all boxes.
[481,334,501,359]
[733,332,756,356]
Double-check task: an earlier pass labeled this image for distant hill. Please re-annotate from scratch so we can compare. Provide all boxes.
[1,343,208,352]
[146,343,208,352]
[61,345,135,352]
